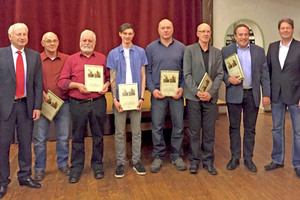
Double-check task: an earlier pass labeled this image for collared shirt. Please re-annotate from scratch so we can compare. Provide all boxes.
[145,39,185,92]
[57,51,110,100]
[199,44,209,72]
[107,44,148,100]
[40,51,69,100]
[11,45,27,98]
[279,40,292,69]
[237,44,252,89]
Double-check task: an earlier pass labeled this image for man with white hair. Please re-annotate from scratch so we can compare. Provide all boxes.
[58,30,110,183]
[0,23,43,199]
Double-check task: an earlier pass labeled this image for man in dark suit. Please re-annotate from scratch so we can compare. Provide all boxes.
[183,23,223,175]
[222,24,270,172]
[264,18,300,178]
[0,23,43,199]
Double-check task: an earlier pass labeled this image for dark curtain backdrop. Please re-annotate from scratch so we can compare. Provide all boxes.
[0,0,202,55]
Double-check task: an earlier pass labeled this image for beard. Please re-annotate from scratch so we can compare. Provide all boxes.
[80,45,94,54]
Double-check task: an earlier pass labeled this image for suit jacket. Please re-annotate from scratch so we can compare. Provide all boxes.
[267,39,300,105]
[0,46,43,120]
[222,43,270,107]
[183,43,224,103]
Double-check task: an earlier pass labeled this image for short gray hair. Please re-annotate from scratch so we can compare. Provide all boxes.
[8,23,28,35]
[80,30,96,42]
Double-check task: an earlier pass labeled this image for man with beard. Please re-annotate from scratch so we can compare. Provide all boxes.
[58,30,110,183]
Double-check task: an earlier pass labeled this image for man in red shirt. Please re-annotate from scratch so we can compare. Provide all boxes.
[33,32,70,181]
[58,30,110,183]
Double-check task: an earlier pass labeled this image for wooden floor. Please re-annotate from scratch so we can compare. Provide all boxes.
[3,112,300,200]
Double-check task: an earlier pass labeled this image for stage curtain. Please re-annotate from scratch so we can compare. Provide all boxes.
[0,0,202,55]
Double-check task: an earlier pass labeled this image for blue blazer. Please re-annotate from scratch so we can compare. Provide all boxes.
[0,46,43,120]
[222,43,270,107]
[267,39,300,105]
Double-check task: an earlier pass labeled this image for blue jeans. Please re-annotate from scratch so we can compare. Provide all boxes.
[33,101,70,170]
[151,96,184,161]
[271,99,300,167]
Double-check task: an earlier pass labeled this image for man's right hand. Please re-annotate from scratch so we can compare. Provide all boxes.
[228,75,242,85]
[152,89,165,99]
[113,99,123,112]
[77,83,91,94]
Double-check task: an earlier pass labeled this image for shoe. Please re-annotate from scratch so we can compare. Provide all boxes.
[59,165,70,176]
[203,164,218,175]
[0,186,7,199]
[94,170,104,179]
[172,158,187,171]
[19,177,41,188]
[294,168,300,178]
[264,162,284,171]
[226,158,240,170]
[244,159,257,172]
[133,161,146,175]
[34,170,45,181]
[69,172,81,183]
[115,165,125,178]
[189,164,199,174]
[150,158,163,173]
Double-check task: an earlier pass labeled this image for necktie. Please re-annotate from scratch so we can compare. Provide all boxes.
[16,51,25,98]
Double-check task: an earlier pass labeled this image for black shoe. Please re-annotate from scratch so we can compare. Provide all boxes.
[244,159,257,172]
[203,164,218,175]
[294,168,300,178]
[115,165,125,178]
[19,178,41,188]
[189,164,199,174]
[34,170,45,181]
[264,162,284,171]
[226,158,240,170]
[0,186,7,199]
[69,172,81,183]
[59,165,70,176]
[94,170,104,179]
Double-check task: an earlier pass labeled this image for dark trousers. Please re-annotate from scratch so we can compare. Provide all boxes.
[0,101,33,187]
[227,89,259,160]
[186,99,217,166]
[69,96,106,174]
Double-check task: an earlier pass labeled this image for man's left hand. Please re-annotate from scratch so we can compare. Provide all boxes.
[32,109,41,121]
[172,88,183,99]
[99,82,109,94]
[199,91,211,102]
[137,99,144,110]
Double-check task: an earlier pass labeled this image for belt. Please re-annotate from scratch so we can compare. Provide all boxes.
[243,88,252,92]
[71,96,101,104]
[14,97,27,103]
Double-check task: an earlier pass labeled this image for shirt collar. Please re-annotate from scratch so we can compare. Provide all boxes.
[158,38,175,46]
[80,51,96,58]
[280,39,292,48]
[118,44,135,53]
[40,51,61,61]
[11,45,24,54]
[236,43,250,50]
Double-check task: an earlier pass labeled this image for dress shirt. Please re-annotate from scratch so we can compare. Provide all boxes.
[279,40,292,69]
[107,44,148,100]
[237,44,252,89]
[11,45,27,98]
[199,44,209,72]
[57,51,109,100]
[146,39,185,92]
[40,51,69,100]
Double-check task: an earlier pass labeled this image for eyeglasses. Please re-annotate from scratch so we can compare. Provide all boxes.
[43,40,58,43]
[198,30,211,34]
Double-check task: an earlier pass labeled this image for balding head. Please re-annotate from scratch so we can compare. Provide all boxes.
[41,32,59,54]
[158,19,174,41]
